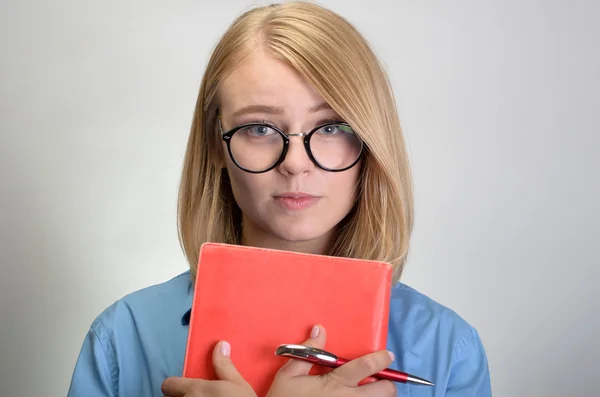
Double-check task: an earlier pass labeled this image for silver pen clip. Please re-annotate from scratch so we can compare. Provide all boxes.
[275,344,338,365]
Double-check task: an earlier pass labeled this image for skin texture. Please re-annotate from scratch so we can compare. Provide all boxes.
[218,49,361,256]
[161,325,396,397]
[161,51,395,397]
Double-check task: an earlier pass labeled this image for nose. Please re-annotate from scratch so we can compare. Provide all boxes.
[277,134,314,175]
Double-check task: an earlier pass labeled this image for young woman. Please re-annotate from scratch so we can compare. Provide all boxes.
[68,2,491,396]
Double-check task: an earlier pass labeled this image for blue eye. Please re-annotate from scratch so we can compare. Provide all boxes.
[322,126,339,135]
[252,126,270,136]
[241,125,276,137]
[317,124,354,135]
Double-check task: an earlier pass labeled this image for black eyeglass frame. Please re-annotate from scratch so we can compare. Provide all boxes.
[219,119,364,174]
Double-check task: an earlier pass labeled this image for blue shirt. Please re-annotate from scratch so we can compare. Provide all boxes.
[67,271,492,396]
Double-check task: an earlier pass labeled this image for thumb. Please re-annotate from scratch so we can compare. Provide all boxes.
[212,341,247,385]
[277,324,327,378]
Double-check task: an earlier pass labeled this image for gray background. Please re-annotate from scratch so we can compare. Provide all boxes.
[1,0,598,396]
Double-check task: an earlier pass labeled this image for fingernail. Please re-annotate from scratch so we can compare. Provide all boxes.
[221,341,231,356]
[388,351,395,361]
[310,325,320,339]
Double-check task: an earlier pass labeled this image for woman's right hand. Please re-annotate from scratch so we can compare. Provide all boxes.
[266,325,397,397]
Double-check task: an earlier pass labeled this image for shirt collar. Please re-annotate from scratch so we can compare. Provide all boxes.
[180,272,194,326]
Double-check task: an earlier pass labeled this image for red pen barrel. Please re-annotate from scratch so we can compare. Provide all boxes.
[334,358,411,383]
[374,367,410,382]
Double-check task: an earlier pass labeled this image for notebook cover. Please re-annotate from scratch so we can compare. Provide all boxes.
[183,242,393,397]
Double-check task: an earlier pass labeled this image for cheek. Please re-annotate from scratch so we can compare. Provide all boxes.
[226,166,250,202]
[330,167,361,200]
[225,164,270,207]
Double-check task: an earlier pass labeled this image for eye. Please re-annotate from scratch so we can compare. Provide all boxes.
[241,124,277,137]
[252,125,270,136]
[316,124,354,135]
[322,125,338,135]
[321,125,339,135]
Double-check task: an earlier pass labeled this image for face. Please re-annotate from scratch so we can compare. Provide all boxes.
[218,50,362,254]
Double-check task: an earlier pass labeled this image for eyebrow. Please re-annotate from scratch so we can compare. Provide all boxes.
[230,102,333,117]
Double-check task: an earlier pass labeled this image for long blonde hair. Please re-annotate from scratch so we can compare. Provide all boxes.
[177,1,414,281]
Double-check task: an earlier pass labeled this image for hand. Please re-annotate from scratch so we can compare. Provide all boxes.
[161,341,257,397]
[266,325,397,397]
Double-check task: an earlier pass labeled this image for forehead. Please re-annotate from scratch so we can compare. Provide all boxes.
[218,50,325,115]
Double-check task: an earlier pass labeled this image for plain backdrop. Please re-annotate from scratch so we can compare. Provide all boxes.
[1,0,598,396]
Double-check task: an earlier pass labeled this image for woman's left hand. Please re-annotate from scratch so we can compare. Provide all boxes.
[161,341,257,397]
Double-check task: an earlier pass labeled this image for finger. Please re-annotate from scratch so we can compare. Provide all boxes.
[332,350,394,386]
[161,376,205,396]
[277,324,327,378]
[212,340,247,385]
[357,379,397,397]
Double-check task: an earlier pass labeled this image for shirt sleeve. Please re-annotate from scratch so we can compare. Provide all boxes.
[67,324,116,397]
[445,326,492,397]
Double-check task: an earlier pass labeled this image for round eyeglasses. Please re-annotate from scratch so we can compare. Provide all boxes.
[219,120,364,173]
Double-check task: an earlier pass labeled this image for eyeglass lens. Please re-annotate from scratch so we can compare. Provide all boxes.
[229,124,361,172]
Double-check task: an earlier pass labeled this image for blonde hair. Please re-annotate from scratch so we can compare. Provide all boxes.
[177,1,414,281]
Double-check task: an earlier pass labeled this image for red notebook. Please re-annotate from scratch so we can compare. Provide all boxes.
[183,243,393,397]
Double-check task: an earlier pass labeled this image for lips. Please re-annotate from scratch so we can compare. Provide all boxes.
[273,192,320,210]
[275,192,317,199]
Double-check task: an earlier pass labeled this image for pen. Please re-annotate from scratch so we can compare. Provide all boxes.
[275,344,434,386]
